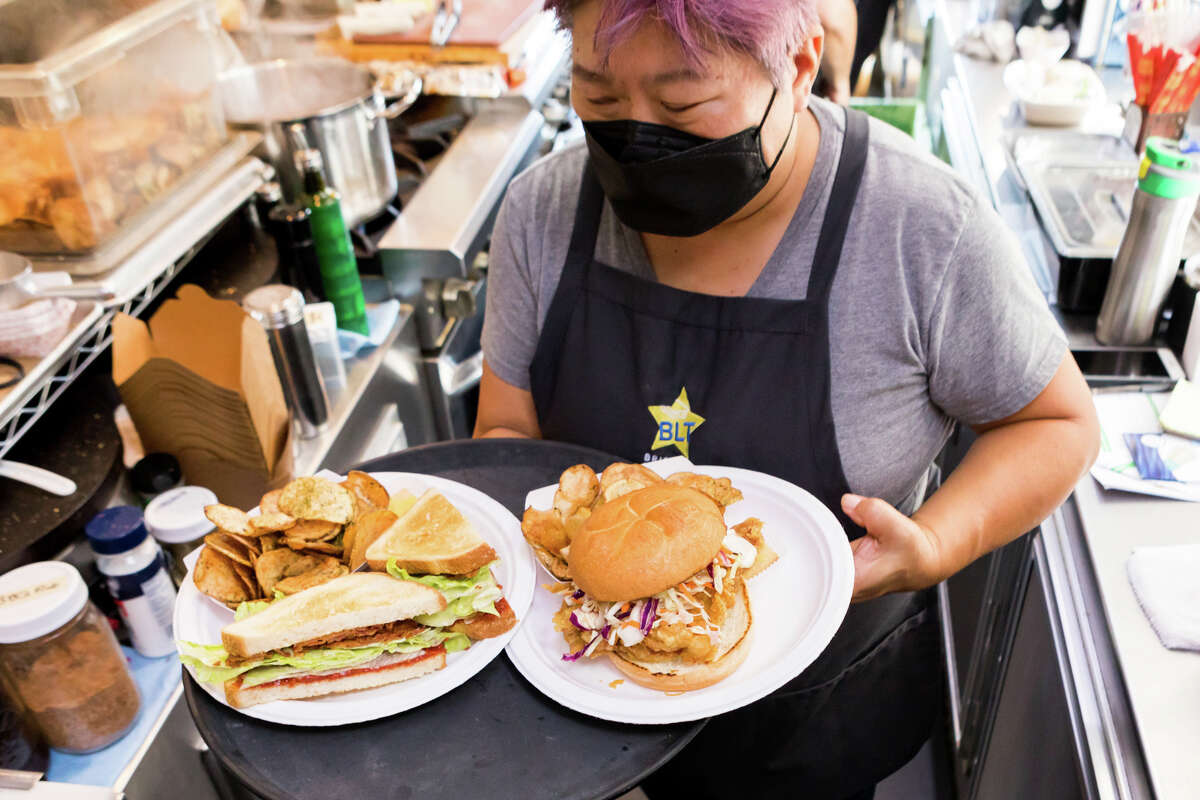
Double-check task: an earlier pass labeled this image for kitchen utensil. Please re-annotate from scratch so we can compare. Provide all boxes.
[431,0,463,46]
[243,285,329,439]
[0,252,114,309]
[0,460,76,496]
[218,58,419,227]
[1097,140,1200,345]
[175,470,535,726]
[506,457,854,724]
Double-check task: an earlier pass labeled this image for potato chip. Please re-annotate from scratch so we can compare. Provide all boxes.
[194,546,255,605]
[275,559,349,595]
[287,540,343,556]
[343,471,389,510]
[204,504,251,536]
[285,519,342,541]
[260,490,283,515]
[230,559,262,599]
[341,520,358,566]
[347,508,399,570]
[255,549,344,596]
[204,532,254,567]
[278,477,355,525]
[248,511,296,536]
[259,533,282,551]
[230,532,262,557]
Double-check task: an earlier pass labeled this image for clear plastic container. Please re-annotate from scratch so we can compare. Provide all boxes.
[0,0,228,258]
[0,562,140,753]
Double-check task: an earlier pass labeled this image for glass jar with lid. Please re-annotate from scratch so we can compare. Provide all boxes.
[0,562,140,753]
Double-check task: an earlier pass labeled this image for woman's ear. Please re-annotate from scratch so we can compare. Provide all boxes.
[792,28,825,111]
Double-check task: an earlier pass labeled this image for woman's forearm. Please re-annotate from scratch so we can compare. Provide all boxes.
[476,426,535,439]
[911,414,1098,583]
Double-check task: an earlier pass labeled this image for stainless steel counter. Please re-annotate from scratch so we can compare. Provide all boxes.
[292,300,435,476]
[935,3,1196,798]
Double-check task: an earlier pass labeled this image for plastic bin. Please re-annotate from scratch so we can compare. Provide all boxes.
[0,0,228,259]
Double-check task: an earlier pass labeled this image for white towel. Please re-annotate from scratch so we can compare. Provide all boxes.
[1127,545,1200,651]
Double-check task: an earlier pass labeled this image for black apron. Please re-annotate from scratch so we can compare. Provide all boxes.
[529,110,941,799]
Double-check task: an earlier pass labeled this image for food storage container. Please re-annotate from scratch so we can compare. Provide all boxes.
[0,562,140,753]
[0,0,228,259]
[145,484,218,586]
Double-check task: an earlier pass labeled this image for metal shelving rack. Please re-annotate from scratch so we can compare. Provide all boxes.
[0,151,268,460]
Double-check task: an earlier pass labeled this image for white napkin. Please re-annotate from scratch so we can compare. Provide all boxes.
[1127,545,1200,651]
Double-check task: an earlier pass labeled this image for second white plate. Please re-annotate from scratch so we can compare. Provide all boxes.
[504,459,853,724]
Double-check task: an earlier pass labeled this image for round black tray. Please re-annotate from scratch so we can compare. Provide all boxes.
[185,439,703,800]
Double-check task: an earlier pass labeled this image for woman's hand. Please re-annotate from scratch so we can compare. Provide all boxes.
[841,493,944,602]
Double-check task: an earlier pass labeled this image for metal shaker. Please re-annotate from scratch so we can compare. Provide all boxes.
[1096,139,1200,345]
[243,285,330,439]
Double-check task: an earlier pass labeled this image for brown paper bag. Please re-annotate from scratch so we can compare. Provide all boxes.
[112,285,293,505]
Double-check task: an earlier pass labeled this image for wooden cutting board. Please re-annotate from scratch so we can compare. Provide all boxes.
[354,0,542,48]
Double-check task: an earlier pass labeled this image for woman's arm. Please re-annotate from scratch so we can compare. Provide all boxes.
[817,0,858,104]
[844,353,1100,601]
[474,360,542,439]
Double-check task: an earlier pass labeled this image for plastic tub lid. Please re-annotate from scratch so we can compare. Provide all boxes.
[86,506,149,554]
[145,486,218,544]
[0,562,89,643]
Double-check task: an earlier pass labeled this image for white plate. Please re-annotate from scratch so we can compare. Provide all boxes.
[504,457,854,724]
[174,471,536,727]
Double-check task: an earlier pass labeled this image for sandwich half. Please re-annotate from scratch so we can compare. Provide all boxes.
[366,489,517,639]
[552,484,772,692]
[179,572,470,708]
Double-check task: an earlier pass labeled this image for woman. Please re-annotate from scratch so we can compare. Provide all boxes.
[475,1,1099,797]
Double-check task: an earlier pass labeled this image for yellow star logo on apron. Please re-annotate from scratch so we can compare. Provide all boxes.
[648,388,705,458]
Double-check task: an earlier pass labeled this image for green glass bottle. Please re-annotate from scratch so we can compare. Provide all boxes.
[295,149,369,335]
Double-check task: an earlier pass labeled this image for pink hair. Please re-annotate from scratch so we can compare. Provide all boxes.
[544,0,819,86]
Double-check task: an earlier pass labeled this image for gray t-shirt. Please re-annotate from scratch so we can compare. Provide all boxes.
[482,97,1066,512]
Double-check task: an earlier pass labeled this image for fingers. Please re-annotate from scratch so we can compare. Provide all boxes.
[842,493,905,534]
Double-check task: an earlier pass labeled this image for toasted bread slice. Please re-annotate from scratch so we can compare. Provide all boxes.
[220,572,445,657]
[224,647,446,708]
[365,489,497,575]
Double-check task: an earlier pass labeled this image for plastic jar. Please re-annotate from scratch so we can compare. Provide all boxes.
[0,562,140,753]
[86,507,178,658]
[145,486,217,587]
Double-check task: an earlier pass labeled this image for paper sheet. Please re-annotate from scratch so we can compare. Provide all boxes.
[1091,391,1200,502]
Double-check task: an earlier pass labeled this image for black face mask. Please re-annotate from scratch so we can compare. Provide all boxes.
[582,88,793,237]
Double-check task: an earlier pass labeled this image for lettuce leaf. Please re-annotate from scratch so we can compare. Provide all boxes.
[386,561,503,627]
[178,628,470,686]
[232,590,286,621]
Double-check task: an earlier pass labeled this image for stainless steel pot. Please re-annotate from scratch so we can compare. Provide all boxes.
[218,58,420,227]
